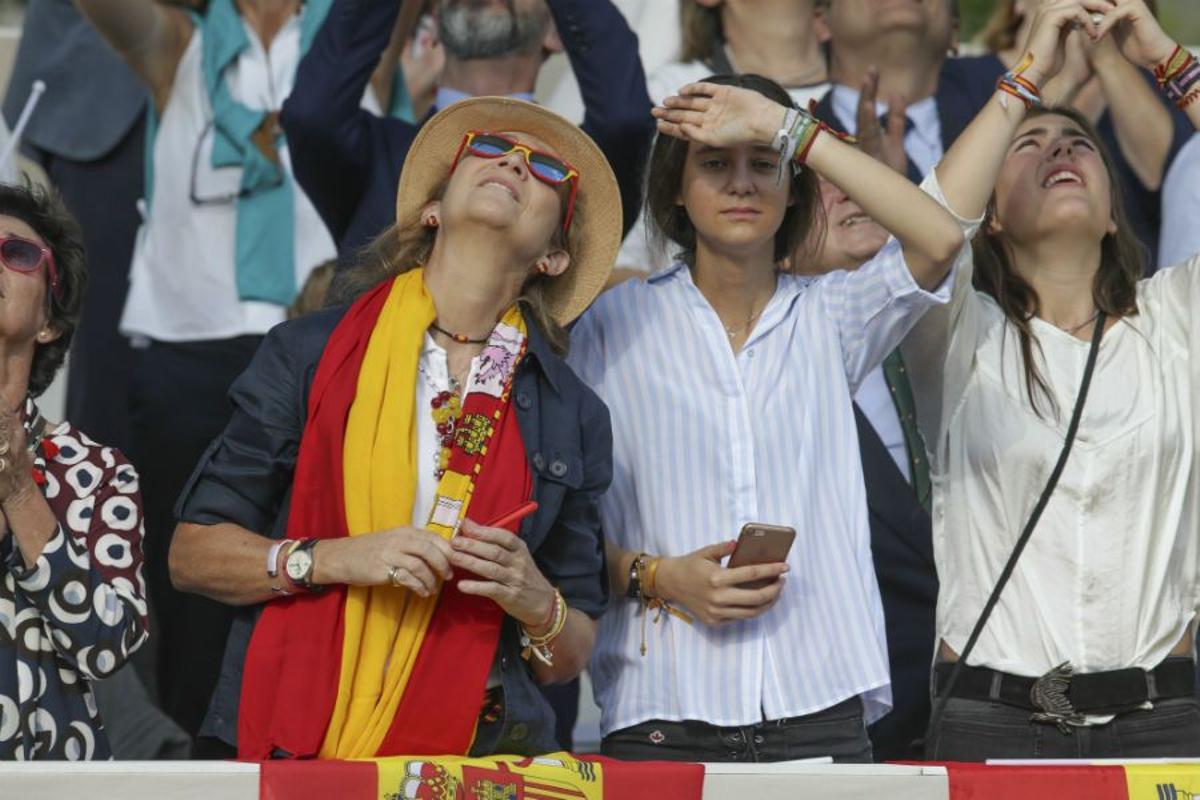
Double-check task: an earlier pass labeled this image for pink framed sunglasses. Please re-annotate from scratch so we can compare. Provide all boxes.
[450,131,581,232]
[0,235,61,300]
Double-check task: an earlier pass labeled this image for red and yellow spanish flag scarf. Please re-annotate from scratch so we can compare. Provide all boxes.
[239,269,531,760]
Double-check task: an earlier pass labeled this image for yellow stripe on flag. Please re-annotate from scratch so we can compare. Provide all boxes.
[376,752,604,800]
[1125,764,1200,799]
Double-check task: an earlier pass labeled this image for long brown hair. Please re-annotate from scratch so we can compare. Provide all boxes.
[972,106,1144,416]
[330,177,573,355]
[679,1,722,63]
[644,73,824,271]
[979,0,1022,54]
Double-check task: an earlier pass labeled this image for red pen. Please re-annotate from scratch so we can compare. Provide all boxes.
[487,500,539,531]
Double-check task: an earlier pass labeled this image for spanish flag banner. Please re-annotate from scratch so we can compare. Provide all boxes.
[943,762,1200,799]
[259,754,706,800]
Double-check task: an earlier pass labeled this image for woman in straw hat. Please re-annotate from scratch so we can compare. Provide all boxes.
[169,97,621,760]
[569,73,966,762]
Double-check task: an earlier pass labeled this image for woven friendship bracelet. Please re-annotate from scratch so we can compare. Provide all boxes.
[1154,45,1200,109]
[996,52,1042,110]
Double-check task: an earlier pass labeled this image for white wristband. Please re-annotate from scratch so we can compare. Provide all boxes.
[267,539,292,578]
[773,108,801,162]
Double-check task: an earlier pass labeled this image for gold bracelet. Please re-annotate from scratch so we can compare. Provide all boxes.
[520,589,567,666]
[637,557,693,656]
[642,556,660,599]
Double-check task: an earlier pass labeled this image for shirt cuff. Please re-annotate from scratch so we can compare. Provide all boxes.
[922,169,984,238]
[5,523,76,590]
[878,237,957,304]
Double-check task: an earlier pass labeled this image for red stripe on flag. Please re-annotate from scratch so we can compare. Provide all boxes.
[260,760,377,800]
[940,762,1129,800]
[580,756,705,800]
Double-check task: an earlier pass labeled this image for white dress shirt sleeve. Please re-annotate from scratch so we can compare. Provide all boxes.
[1158,134,1200,271]
[901,170,985,457]
[814,231,956,395]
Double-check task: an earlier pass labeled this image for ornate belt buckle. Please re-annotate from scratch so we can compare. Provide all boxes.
[1029,661,1086,733]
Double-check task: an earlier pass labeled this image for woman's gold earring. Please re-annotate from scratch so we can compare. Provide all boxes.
[425,216,439,228]
[536,263,548,274]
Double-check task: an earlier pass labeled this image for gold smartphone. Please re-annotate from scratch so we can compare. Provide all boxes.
[726,523,796,589]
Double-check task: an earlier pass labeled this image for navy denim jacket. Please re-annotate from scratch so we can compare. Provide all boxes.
[176,301,612,755]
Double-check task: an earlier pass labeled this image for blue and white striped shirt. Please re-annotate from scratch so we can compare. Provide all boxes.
[570,239,953,735]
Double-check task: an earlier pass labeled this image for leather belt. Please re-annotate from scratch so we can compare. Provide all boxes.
[934,657,1195,725]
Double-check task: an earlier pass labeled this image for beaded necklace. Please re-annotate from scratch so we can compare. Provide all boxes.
[417,355,471,480]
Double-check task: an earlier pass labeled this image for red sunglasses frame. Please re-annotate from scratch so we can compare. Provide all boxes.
[449,131,581,233]
[0,235,62,301]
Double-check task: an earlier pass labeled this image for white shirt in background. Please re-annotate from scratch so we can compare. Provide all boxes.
[122,19,336,343]
[830,85,943,178]
[1159,132,1200,270]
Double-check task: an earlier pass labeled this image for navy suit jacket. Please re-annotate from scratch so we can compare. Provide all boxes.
[854,404,937,762]
[281,0,654,258]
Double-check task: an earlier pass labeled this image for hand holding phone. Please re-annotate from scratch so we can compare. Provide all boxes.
[726,523,795,589]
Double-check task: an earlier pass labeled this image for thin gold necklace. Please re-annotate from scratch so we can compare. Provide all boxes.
[1057,311,1099,335]
[724,307,765,340]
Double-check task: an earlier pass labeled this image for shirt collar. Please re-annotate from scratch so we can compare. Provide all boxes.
[435,86,537,112]
[647,261,813,311]
[420,310,564,394]
[829,83,939,137]
[520,308,564,394]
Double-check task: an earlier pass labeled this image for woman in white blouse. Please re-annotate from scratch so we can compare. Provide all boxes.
[904,0,1200,760]
[570,73,964,762]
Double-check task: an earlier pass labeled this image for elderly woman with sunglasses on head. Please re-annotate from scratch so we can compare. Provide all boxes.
[0,183,149,760]
[170,97,620,761]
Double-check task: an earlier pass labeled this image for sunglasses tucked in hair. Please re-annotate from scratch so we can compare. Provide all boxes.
[450,131,580,232]
[0,234,61,300]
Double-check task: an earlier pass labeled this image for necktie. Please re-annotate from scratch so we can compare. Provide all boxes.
[882,348,930,512]
[879,113,922,184]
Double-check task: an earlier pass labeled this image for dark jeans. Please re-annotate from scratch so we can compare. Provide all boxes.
[926,696,1200,761]
[601,697,873,763]
[128,336,262,738]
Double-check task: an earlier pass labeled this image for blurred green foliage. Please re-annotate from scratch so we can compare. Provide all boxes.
[959,0,1200,46]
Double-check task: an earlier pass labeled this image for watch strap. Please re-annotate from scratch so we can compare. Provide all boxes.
[288,538,325,593]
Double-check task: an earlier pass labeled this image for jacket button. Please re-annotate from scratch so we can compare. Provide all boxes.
[532,452,546,471]
[516,392,532,410]
[549,459,567,478]
[510,723,528,742]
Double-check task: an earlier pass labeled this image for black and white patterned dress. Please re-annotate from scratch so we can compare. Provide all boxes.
[0,399,149,759]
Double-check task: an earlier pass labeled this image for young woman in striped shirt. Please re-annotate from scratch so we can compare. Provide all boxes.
[569,73,965,762]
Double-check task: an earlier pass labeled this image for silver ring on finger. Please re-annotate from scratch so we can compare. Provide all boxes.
[0,440,10,456]
[387,565,403,587]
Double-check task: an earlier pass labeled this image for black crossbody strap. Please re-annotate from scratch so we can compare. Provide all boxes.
[926,312,1108,739]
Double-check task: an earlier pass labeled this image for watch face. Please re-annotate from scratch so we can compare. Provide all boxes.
[286,549,313,581]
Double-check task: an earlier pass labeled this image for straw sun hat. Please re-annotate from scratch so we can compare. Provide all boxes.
[395,97,621,325]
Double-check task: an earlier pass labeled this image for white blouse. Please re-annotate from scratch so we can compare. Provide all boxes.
[905,172,1200,682]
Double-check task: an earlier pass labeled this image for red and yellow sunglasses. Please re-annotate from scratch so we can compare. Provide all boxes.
[450,131,581,232]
